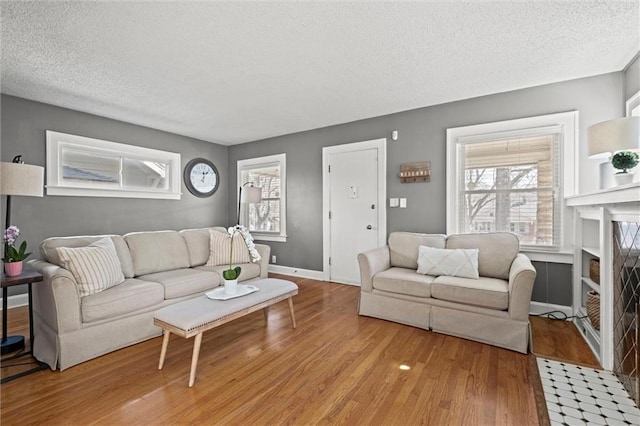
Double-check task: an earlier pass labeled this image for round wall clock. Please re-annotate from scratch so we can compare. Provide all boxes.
[184,158,219,197]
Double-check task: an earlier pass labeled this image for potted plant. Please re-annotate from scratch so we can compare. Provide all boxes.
[611,151,639,185]
[2,225,32,276]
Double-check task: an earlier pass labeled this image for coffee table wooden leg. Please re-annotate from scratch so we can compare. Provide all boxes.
[263,307,269,322]
[158,330,171,370]
[188,332,203,387]
[288,297,296,328]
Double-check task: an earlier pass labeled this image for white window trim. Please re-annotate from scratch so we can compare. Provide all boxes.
[446,111,578,259]
[46,131,181,199]
[237,153,287,242]
[626,90,640,117]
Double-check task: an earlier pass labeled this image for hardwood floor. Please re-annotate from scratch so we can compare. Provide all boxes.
[1,275,594,425]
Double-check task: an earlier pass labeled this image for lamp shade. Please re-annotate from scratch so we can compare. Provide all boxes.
[1,162,44,197]
[243,186,262,204]
[588,117,640,159]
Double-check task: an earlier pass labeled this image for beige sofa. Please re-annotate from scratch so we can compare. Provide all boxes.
[357,232,536,353]
[28,227,270,370]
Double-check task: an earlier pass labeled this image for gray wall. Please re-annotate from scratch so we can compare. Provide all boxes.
[623,53,640,101]
[1,95,229,294]
[230,73,622,278]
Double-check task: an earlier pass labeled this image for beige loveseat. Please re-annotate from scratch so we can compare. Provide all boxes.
[358,232,536,353]
[28,227,270,370]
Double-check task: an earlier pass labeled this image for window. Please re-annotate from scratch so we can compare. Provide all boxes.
[46,131,181,199]
[237,154,286,242]
[447,112,577,252]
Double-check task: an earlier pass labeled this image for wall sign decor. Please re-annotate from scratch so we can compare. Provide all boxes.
[184,158,219,197]
[399,161,430,183]
[46,131,181,199]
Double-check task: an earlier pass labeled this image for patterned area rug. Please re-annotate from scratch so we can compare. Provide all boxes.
[537,357,639,425]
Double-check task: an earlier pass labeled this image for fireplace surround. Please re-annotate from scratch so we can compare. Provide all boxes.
[567,183,639,406]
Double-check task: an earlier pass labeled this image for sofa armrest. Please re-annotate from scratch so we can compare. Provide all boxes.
[357,246,391,292]
[507,254,536,321]
[254,244,271,279]
[27,259,82,333]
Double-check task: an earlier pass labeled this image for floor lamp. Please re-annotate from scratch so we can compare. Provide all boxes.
[237,183,262,225]
[1,155,44,355]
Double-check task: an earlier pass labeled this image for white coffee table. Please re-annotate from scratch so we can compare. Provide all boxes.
[153,278,298,387]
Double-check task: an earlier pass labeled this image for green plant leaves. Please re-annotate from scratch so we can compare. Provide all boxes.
[222,266,242,280]
[2,241,31,262]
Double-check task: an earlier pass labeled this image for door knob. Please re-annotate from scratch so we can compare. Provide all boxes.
[366,225,373,230]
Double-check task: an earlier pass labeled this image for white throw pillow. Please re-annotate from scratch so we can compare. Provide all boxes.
[416,245,479,279]
[57,237,125,296]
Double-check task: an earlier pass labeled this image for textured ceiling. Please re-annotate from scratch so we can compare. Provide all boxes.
[1,1,639,146]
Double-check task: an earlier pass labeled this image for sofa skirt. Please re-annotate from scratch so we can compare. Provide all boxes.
[359,292,431,330]
[358,292,530,354]
[430,306,530,354]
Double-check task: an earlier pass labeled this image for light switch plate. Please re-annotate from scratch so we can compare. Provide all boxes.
[390,198,399,207]
[400,198,407,208]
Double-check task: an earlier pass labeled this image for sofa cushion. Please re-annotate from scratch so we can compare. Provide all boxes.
[417,246,479,279]
[388,232,446,269]
[138,268,219,299]
[195,263,261,282]
[41,235,134,278]
[431,275,509,310]
[206,230,251,266]
[446,233,519,280]
[81,278,164,323]
[373,267,435,298]
[56,238,125,297]
[124,231,190,276]
[180,227,228,267]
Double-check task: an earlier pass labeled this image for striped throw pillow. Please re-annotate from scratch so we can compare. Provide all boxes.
[57,237,125,297]
[206,230,251,267]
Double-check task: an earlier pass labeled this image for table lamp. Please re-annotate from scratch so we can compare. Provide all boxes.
[588,117,640,188]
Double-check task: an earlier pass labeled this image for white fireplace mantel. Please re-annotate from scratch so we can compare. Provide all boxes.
[566,183,639,370]
[566,182,640,209]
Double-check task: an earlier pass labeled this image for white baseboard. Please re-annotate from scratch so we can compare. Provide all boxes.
[529,301,573,318]
[268,265,324,280]
[0,293,29,310]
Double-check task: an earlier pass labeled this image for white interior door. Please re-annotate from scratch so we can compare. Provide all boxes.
[324,140,386,285]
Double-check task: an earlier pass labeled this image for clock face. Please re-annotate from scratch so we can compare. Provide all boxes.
[184,158,219,197]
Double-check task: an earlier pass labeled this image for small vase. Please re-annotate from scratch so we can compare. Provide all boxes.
[223,279,238,295]
[614,172,634,186]
[4,261,23,277]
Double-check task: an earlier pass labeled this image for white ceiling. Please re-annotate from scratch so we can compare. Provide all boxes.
[1,1,639,146]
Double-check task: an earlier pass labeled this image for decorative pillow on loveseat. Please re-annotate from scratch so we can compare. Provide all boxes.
[205,229,251,266]
[416,245,479,279]
[56,237,125,296]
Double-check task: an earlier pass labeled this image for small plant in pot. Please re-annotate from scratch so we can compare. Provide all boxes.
[2,225,32,276]
[611,151,639,185]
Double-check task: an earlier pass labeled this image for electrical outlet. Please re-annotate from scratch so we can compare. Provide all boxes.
[400,198,407,208]
[272,255,276,264]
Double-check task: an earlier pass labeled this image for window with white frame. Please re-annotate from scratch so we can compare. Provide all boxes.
[446,112,577,252]
[46,131,181,199]
[237,154,287,242]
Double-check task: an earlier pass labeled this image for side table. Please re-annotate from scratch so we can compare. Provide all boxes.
[1,270,48,383]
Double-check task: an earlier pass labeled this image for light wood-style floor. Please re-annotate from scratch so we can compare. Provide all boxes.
[1,274,597,425]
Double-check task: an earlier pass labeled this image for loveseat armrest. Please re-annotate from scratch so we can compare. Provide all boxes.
[357,246,391,292]
[507,254,536,321]
[254,244,271,279]
[27,259,82,333]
